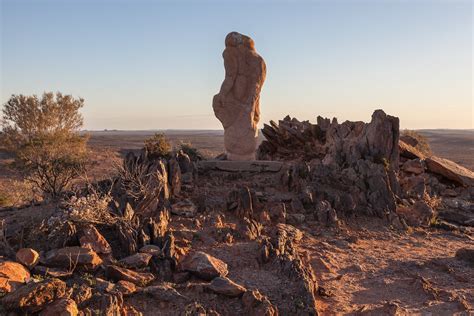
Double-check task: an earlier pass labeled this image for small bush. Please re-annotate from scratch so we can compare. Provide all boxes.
[179,142,203,161]
[1,92,88,199]
[401,130,432,156]
[144,133,171,160]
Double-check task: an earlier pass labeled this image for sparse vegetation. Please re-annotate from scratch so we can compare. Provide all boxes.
[144,133,171,159]
[179,142,203,161]
[1,92,89,199]
[401,130,433,156]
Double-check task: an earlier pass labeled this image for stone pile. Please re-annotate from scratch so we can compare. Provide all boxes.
[257,110,474,227]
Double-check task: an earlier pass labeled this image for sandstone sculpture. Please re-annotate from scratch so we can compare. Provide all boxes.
[213,32,266,160]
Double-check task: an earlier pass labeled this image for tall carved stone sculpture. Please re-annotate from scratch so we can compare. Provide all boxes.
[213,32,266,160]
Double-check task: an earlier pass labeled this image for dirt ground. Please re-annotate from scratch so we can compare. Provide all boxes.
[0,129,473,315]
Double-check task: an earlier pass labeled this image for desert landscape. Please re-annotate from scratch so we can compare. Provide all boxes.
[0,113,473,315]
[1,1,473,315]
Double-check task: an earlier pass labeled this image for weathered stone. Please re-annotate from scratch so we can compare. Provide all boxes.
[176,150,193,173]
[173,271,191,284]
[455,248,474,266]
[105,265,155,286]
[16,248,40,269]
[400,175,426,198]
[139,245,161,256]
[425,156,474,187]
[402,159,424,174]
[1,278,66,312]
[242,290,278,316]
[181,251,228,281]
[43,247,102,270]
[119,253,152,269]
[171,199,197,217]
[113,280,138,296]
[122,202,135,222]
[0,261,30,293]
[168,157,182,197]
[85,292,126,316]
[32,266,72,279]
[213,31,266,161]
[116,221,138,256]
[396,200,434,227]
[400,135,419,147]
[227,187,254,219]
[399,140,426,160]
[71,284,92,306]
[39,298,78,316]
[207,277,246,297]
[197,160,283,173]
[315,200,338,226]
[142,284,188,302]
[94,277,115,293]
[79,225,112,254]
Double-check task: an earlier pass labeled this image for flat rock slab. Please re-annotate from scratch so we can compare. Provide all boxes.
[198,160,283,173]
[425,156,474,187]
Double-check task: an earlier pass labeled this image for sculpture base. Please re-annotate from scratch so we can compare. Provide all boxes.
[226,152,256,161]
[197,160,283,173]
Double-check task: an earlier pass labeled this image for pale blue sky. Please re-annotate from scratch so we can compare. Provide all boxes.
[1,0,472,130]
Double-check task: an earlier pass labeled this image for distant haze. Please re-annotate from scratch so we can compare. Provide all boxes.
[1,0,472,130]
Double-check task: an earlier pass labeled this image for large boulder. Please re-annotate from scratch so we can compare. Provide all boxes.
[425,156,474,187]
[181,251,228,281]
[0,261,30,293]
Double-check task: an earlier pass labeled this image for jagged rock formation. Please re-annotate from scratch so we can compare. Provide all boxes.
[258,109,474,226]
[213,31,266,161]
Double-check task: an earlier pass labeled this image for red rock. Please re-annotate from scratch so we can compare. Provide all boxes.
[113,280,137,296]
[79,225,112,254]
[39,298,78,316]
[1,278,66,312]
[44,247,102,270]
[182,251,228,281]
[402,159,424,175]
[71,284,92,306]
[396,201,434,227]
[16,248,40,268]
[105,265,154,286]
[119,253,152,269]
[399,140,425,160]
[207,277,246,297]
[425,156,474,187]
[0,261,30,293]
[242,290,278,316]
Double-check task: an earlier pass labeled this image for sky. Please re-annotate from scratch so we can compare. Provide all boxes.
[0,0,472,130]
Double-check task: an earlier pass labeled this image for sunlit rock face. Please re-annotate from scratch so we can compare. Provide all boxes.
[213,31,267,161]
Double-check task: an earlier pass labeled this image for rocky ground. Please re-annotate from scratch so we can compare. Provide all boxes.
[0,110,473,315]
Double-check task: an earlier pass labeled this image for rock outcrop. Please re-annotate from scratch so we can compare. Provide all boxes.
[213,31,266,161]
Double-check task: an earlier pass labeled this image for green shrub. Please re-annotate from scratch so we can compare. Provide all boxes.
[144,133,171,159]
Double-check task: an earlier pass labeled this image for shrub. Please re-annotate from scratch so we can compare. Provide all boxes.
[179,142,203,161]
[1,92,89,199]
[401,130,432,156]
[144,133,171,159]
